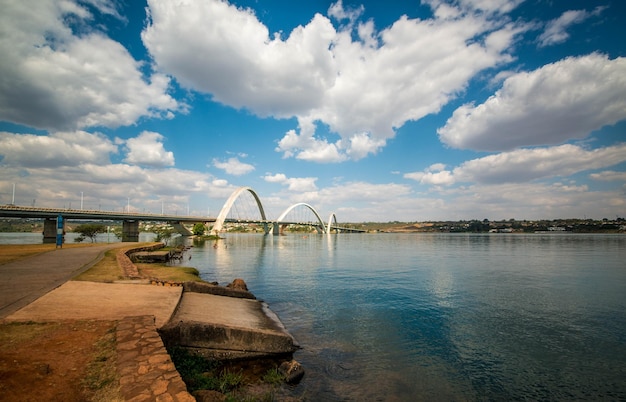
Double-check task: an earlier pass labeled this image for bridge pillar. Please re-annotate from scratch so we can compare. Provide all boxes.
[272,222,279,236]
[171,222,193,236]
[122,220,139,242]
[43,218,64,244]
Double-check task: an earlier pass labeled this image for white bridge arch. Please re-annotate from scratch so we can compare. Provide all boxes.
[210,186,352,235]
[327,213,338,234]
[276,202,326,234]
[211,187,268,234]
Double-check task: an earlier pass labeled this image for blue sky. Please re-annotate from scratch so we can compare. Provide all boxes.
[1,0,625,222]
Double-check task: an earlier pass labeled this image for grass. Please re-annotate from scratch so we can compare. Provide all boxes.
[168,347,296,401]
[82,326,122,401]
[73,249,125,282]
[0,321,60,348]
[168,347,220,393]
[262,367,285,385]
[72,242,203,283]
[136,263,202,283]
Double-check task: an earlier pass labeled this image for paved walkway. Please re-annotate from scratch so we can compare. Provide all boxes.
[0,244,195,401]
[6,281,182,327]
[0,244,123,318]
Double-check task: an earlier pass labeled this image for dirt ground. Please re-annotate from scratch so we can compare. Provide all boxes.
[0,320,118,402]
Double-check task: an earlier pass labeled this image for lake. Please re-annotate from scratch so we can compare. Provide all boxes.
[185,233,626,401]
[3,231,625,400]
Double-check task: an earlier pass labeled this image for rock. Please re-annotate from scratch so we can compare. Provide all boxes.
[227,278,248,291]
[193,390,226,402]
[278,360,305,384]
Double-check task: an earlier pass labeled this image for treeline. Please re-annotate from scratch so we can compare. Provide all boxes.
[356,218,625,233]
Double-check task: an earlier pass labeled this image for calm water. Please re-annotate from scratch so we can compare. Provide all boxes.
[185,233,626,401]
[3,232,625,400]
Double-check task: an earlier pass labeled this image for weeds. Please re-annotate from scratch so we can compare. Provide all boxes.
[262,367,285,385]
[81,325,122,401]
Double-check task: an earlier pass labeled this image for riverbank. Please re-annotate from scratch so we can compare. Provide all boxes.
[0,243,302,401]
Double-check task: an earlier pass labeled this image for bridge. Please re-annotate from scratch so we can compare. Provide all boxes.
[0,187,364,242]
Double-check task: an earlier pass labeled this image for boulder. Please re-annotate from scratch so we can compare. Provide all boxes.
[227,278,248,291]
[278,360,305,384]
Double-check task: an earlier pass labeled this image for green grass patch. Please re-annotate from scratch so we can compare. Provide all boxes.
[81,326,122,401]
[73,249,124,282]
[137,264,202,283]
[168,347,220,393]
[262,367,285,385]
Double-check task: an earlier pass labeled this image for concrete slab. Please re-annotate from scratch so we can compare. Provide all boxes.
[5,281,182,327]
[174,292,283,332]
[160,292,299,359]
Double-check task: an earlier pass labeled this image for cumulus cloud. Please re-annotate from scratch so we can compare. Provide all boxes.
[0,0,180,131]
[124,131,175,167]
[143,0,525,162]
[589,171,626,182]
[438,54,626,151]
[142,0,336,118]
[263,173,318,192]
[213,157,255,176]
[0,131,116,168]
[538,7,605,48]
[405,143,626,186]
[404,163,455,185]
[1,157,236,213]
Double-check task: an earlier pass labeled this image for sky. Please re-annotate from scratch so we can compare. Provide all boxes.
[1,0,625,223]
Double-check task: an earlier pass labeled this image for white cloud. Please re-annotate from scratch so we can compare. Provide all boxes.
[275,127,347,163]
[538,7,605,48]
[143,0,525,162]
[426,0,524,16]
[263,173,318,192]
[124,131,175,167]
[436,181,624,220]
[213,157,255,176]
[1,156,236,213]
[455,144,626,183]
[405,143,626,186]
[0,130,116,168]
[438,54,626,151]
[590,171,626,182]
[0,0,180,131]
[142,0,337,118]
[404,163,455,185]
[328,0,365,25]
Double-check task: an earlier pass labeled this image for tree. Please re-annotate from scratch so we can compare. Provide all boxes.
[74,223,106,243]
[192,223,206,236]
[153,226,175,246]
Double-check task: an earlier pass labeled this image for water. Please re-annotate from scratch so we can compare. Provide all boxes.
[184,233,626,401]
[3,232,625,400]
[0,232,156,244]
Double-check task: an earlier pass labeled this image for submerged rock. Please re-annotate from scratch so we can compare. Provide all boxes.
[278,360,305,384]
[226,278,248,291]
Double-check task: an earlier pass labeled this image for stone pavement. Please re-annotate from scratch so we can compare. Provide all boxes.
[117,316,194,402]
